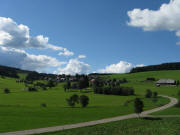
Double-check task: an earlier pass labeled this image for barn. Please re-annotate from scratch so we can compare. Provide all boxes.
[156,79,176,86]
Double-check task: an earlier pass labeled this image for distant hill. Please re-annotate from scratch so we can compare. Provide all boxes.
[131,62,180,73]
[0,65,32,78]
[0,65,56,80]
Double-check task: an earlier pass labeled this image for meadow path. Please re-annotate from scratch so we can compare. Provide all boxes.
[0,95,178,135]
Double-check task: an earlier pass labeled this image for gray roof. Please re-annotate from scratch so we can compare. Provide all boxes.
[156,79,176,84]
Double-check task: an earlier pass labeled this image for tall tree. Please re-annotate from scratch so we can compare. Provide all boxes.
[134,98,144,117]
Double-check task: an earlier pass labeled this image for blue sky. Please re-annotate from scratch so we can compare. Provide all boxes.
[0,0,180,74]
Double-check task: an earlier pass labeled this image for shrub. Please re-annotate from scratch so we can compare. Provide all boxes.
[28,87,37,92]
[47,80,56,88]
[66,94,79,107]
[145,89,152,98]
[71,94,79,104]
[153,92,158,98]
[42,86,47,90]
[175,99,180,108]
[79,95,89,107]
[178,90,180,96]
[146,77,155,81]
[4,88,10,94]
[41,103,47,107]
[66,98,75,107]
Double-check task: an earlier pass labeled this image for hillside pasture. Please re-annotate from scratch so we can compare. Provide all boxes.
[0,73,170,132]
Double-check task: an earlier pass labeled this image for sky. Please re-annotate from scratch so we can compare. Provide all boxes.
[0,0,180,74]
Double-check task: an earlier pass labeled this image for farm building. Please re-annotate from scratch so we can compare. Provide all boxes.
[156,79,176,86]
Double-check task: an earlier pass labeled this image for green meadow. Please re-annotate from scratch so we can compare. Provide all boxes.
[39,70,180,135]
[40,117,180,135]
[0,70,180,133]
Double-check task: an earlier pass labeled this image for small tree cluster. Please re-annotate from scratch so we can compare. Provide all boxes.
[146,77,155,81]
[4,88,10,94]
[94,86,134,96]
[145,89,153,98]
[47,80,56,88]
[28,87,37,92]
[66,94,89,108]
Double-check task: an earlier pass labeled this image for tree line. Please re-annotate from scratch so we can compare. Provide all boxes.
[92,78,134,96]
[131,62,180,73]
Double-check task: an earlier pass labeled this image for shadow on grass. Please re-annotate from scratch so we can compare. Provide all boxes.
[62,106,103,109]
[142,117,162,121]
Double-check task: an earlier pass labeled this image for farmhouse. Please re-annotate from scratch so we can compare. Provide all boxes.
[156,79,176,86]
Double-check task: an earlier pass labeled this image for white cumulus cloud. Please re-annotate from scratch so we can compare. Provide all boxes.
[0,46,66,71]
[54,59,90,75]
[98,61,144,73]
[98,61,133,73]
[58,48,74,56]
[127,0,180,42]
[78,55,86,59]
[0,17,69,51]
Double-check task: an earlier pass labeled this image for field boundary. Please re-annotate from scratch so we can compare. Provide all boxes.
[0,95,178,135]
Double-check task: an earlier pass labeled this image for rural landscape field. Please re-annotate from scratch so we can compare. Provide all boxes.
[0,66,180,134]
[1,0,180,134]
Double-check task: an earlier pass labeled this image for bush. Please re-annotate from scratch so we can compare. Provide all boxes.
[153,92,158,98]
[66,98,75,107]
[28,87,37,92]
[4,88,10,94]
[146,77,155,81]
[41,103,47,107]
[178,90,180,96]
[79,95,89,107]
[145,89,152,98]
[47,80,56,88]
[175,99,180,108]
[66,94,79,107]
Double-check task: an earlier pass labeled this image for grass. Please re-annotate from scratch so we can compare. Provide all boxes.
[103,70,180,97]
[0,74,169,132]
[0,70,180,132]
[39,117,180,135]
[152,106,180,115]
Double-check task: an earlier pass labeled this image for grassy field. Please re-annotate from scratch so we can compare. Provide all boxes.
[0,70,180,132]
[40,117,180,135]
[104,70,180,97]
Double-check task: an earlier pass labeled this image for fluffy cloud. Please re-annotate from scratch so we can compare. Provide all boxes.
[0,17,78,73]
[54,59,90,75]
[0,17,67,51]
[58,48,74,56]
[127,0,180,39]
[78,55,86,59]
[0,46,66,71]
[98,61,144,74]
[98,61,133,73]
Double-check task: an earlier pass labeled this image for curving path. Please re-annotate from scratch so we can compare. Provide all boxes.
[0,95,178,135]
